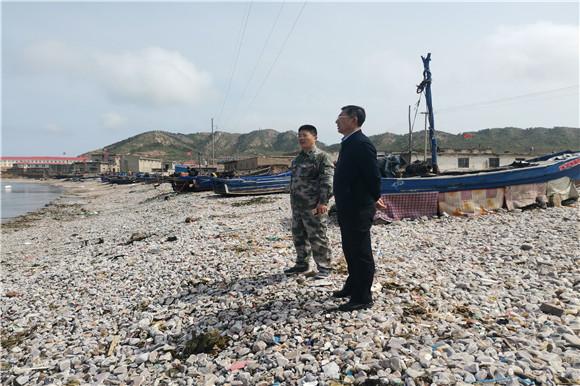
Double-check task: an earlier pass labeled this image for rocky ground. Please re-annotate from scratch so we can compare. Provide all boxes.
[1,180,579,386]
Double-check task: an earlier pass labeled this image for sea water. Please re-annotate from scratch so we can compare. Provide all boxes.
[1,181,62,222]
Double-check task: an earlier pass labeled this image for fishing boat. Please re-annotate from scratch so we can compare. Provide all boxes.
[212,171,291,195]
[380,53,579,195]
[374,53,579,221]
[169,165,215,192]
[171,175,214,192]
[381,152,579,194]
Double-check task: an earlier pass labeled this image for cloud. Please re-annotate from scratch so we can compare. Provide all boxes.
[23,42,213,107]
[102,112,128,130]
[94,47,213,107]
[482,22,579,86]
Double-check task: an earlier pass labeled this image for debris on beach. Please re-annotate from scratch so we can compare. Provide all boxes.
[1,180,578,385]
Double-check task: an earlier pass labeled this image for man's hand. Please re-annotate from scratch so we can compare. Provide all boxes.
[376,197,386,210]
[314,204,328,215]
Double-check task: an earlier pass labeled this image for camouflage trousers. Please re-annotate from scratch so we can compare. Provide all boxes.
[291,207,331,270]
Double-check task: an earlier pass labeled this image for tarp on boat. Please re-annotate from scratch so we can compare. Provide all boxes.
[375,192,438,222]
[505,183,547,210]
[546,177,579,205]
[438,188,504,216]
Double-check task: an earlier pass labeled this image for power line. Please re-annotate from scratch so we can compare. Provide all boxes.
[216,2,253,124]
[222,1,286,129]
[386,84,579,131]
[245,1,307,113]
[435,85,579,114]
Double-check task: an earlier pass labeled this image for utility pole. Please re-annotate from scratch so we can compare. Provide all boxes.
[211,118,215,166]
[407,105,412,164]
[421,112,429,162]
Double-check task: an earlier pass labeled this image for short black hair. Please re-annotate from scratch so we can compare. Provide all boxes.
[298,124,317,137]
[341,105,366,126]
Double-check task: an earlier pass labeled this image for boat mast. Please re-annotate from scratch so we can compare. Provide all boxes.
[420,53,439,173]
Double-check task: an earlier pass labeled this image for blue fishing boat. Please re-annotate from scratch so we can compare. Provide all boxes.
[169,164,215,192]
[101,173,136,184]
[212,171,291,195]
[135,173,163,184]
[381,152,580,194]
[380,53,580,195]
[171,175,214,192]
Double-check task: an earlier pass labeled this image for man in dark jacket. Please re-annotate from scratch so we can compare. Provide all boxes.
[332,105,381,311]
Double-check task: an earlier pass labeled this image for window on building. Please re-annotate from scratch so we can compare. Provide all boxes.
[458,158,470,168]
[489,157,500,168]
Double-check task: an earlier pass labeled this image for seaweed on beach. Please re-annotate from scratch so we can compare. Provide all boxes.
[0,326,37,350]
[2,203,88,231]
[230,197,275,207]
[181,329,230,357]
[139,191,178,204]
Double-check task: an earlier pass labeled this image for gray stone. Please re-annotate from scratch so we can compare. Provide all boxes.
[15,375,29,385]
[540,303,564,317]
[252,340,267,353]
[390,356,405,372]
[135,353,149,364]
[406,368,425,378]
[562,333,580,348]
[322,361,340,379]
[58,359,71,372]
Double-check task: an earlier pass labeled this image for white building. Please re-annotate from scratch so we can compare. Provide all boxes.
[0,156,88,171]
[120,156,163,173]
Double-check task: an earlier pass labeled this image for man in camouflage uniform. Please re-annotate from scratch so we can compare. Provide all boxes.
[284,124,335,279]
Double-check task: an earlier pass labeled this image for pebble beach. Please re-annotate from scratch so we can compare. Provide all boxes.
[1,180,579,386]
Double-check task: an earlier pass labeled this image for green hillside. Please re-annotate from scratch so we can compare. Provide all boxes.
[86,127,580,161]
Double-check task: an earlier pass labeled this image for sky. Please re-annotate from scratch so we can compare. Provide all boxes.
[1,1,579,156]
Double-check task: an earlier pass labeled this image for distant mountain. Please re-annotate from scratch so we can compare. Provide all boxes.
[85,127,579,161]
[85,129,324,161]
[327,127,580,155]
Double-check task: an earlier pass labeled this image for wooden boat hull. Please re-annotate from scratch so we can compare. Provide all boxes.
[213,172,290,196]
[171,175,214,192]
[381,154,580,194]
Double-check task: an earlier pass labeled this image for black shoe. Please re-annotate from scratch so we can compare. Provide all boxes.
[284,265,309,276]
[312,268,331,280]
[332,289,351,298]
[338,300,373,312]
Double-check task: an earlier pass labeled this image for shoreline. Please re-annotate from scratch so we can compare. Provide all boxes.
[0,180,93,229]
[1,180,579,385]
[1,179,71,226]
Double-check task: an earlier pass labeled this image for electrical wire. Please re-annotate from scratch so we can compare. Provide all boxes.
[245,1,307,113]
[222,1,286,129]
[435,85,579,114]
[216,2,253,123]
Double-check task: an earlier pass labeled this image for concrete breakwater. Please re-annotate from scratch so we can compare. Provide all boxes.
[1,181,578,385]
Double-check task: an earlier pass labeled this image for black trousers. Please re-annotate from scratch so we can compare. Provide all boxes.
[337,206,376,303]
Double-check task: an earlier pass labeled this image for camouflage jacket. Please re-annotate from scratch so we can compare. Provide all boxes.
[290,147,334,209]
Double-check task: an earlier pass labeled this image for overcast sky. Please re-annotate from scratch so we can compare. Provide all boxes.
[2,1,579,156]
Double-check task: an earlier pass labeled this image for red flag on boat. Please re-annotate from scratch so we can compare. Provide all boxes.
[463,133,474,139]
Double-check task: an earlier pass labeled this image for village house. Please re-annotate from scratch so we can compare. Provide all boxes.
[377,149,531,172]
[120,156,163,173]
[223,156,294,174]
[0,156,88,172]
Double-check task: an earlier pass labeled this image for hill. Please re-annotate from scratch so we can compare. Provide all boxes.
[327,127,580,154]
[85,127,580,161]
[85,129,317,161]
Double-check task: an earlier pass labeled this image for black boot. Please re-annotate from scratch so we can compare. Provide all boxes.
[284,264,309,276]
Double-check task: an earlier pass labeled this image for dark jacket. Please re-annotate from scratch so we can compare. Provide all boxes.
[333,130,381,213]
